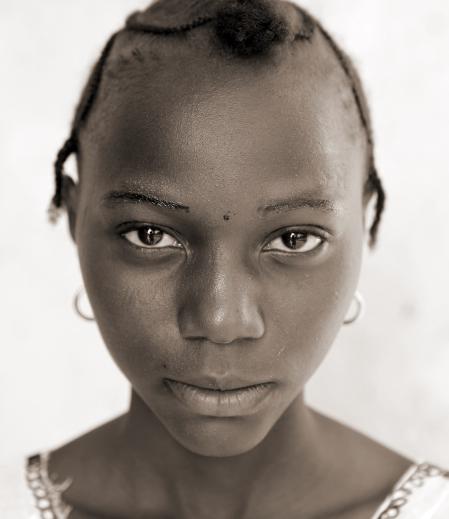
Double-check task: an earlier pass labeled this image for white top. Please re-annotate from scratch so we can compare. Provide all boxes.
[372,462,449,518]
[0,453,71,519]
[1,453,449,518]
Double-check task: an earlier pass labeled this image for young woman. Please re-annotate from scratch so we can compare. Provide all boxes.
[3,0,449,517]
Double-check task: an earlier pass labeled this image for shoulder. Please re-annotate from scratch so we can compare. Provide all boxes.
[0,454,39,518]
[1,452,74,519]
[328,417,449,518]
[372,461,449,518]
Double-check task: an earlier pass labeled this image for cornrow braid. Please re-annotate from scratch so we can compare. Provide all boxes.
[49,13,220,218]
[50,0,385,248]
[50,135,77,219]
[49,0,308,216]
[73,33,120,131]
[366,168,386,248]
[125,14,215,34]
[50,32,120,215]
[316,25,372,146]
[307,17,386,247]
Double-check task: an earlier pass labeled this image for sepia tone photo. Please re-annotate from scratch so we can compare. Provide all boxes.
[1,0,448,517]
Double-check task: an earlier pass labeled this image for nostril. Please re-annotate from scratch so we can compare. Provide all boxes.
[208,335,241,346]
[179,311,265,344]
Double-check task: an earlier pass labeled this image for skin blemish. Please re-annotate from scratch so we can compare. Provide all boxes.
[132,48,144,63]
[223,211,233,221]
[276,345,287,358]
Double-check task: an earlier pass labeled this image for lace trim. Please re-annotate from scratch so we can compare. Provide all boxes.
[26,452,73,519]
[374,462,449,518]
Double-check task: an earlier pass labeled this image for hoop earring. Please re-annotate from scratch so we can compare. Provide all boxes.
[73,287,95,322]
[343,291,365,325]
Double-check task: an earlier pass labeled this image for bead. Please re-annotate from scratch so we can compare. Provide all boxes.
[405,479,415,487]
[371,462,449,518]
[380,507,400,518]
[391,488,411,499]
[37,498,51,509]
[390,497,407,507]
[25,452,73,519]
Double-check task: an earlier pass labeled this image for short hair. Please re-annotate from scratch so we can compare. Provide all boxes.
[50,0,385,247]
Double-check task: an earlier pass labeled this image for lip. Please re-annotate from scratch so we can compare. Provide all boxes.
[169,374,269,392]
[164,378,274,417]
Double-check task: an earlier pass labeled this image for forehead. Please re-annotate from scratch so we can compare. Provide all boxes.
[80,34,367,206]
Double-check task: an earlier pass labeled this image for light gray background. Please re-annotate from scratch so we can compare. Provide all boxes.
[1,1,448,464]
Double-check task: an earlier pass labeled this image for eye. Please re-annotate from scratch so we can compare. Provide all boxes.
[121,224,182,250]
[264,230,324,254]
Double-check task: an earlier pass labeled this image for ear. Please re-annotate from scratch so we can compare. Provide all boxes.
[61,174,79,243]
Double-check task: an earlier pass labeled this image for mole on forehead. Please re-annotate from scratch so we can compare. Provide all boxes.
[102,180,342,218]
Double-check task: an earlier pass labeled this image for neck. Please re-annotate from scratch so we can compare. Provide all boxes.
[117,390,327,518]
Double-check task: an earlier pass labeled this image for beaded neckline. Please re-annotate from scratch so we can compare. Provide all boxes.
[26,452,73,519]
[25,453,448,519]
[372,461,449,518]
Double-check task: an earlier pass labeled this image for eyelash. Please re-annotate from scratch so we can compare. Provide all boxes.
[118,222,328,255]
[119,222,183,251]
[263,227,328,255]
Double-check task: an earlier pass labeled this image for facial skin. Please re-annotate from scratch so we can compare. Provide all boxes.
[65,31,369,459]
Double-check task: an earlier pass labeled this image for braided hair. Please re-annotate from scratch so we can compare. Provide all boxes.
[50,0,385,247]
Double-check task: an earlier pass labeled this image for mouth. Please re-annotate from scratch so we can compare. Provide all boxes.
[164,378,275,418]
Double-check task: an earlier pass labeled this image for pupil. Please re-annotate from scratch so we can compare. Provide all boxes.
[138,227,163,246]
[282,232,307,249]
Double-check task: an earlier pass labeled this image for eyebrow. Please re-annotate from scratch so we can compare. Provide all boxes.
[259,197,339,215]
[102,190,337,216]
[102,191,190,212]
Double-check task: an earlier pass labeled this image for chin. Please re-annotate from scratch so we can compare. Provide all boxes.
[159,413,276,458]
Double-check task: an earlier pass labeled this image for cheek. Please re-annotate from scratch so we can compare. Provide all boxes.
[76,207,364,395]
[77,231,185,384]
[266,232,363,386]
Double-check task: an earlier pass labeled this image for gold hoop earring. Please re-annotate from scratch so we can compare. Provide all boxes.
[73,287,95,322]
[343,291,365,325]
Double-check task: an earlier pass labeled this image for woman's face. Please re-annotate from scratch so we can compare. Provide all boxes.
[69,41,368,457]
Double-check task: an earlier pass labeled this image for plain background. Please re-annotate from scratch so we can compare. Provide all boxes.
[1,0,448,465]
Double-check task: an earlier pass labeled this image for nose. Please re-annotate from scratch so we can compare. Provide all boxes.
[178,249,265,345]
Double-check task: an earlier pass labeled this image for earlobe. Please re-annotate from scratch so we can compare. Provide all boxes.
[61,174,79,242]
